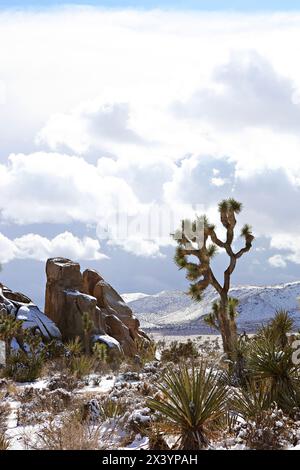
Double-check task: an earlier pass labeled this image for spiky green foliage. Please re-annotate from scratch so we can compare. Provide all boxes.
[203,313,219,331]
[65,337,82,357]
[174,247,187,270]
[218,199,229,213]
[161,339,199,363]
[228,297,239,320]
[247,336,300,411]
[4,349,44,382]
[259,310,294,349]
[147,364,228,449]
[93,342,108,363]
[241,224,253,238]
[218,198,242,214]
[68,355,96,379]
[207,244,218,258]
[203,301,220,331]
[185,263,200,281]
[231,380,271,421]
[227,198,242,213]
[3,328,47,382]
[99,398,126,420]
[0,312,23,358]
[203,298,238,331]
[188,284,203,302]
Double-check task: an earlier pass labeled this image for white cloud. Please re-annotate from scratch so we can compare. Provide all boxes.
[0,152,141,225]
[0,231,108,264]
[36,102,146,156]
[268,254,287,268]
[1,7,300,268]
[173,51,300,133]
[270,234,300,266]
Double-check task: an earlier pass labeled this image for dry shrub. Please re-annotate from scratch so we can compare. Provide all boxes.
[161,339,199,363]
[0,433,9,450]
[0,399,9,433]
[0,398,9,450]
[235,404,296,450]
[24,411,100,450]
[17,387,87,427]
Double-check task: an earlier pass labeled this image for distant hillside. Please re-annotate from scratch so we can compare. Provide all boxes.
[123,282,300,333]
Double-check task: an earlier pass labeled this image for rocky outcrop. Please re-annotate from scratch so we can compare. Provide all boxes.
[44,258,148,356]
[0,283,61,351]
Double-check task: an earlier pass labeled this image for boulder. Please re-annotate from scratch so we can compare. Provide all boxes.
[44,259,149,356]
[0,283,61,353]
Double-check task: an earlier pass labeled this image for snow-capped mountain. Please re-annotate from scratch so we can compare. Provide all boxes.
[123,282,300,333]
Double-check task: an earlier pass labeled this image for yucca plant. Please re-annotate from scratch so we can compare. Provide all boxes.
[93,342,108,363]
[98,398,126,420]
[247,336,300,411]
[231,380,272,421]
[147,363,228,449]
[68,355,96,379]
[258,310,294,349]
[65,337,82,357]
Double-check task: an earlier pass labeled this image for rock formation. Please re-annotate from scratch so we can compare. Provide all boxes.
[44,257,149,356]
[0,283,61,351]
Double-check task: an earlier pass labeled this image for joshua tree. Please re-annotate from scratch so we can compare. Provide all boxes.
[174,198,254,358]
[0,311,23,360]
[82,312,94,355]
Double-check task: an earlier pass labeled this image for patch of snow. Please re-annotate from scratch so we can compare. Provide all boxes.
[121,292,150,303]
[123,434,149,450]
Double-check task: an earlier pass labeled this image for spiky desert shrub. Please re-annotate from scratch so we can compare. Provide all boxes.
[231,380,271,420]
[258,310,294,349]
[161,339,199,363]
[99,397,126,421]
[68,355,96,379]
[147,363,228,449]
[65,337,83,357]
[93,343,108,363]
[135,338,157,365]
[0,312,23,359]
[4,350,44,382]
[247,335,300,412]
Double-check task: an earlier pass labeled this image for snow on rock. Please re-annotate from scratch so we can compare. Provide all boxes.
[92,334,121,352]
[124,434,149,450]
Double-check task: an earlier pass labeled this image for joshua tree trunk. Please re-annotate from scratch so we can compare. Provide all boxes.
[218,296,237,359]
[5,338,11,362]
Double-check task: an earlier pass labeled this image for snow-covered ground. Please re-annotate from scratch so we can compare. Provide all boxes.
[124,281,300,332]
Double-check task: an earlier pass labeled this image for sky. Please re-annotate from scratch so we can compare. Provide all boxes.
[1,1,300,11]
[1,2,300,307]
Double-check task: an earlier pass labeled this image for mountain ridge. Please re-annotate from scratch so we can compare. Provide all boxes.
[122,281,300,333]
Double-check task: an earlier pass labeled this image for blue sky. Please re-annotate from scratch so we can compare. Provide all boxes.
[1,0,300,11]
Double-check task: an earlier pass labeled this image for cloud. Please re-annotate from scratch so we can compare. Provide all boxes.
[0,152,141,225]
[270,234,300,266]
[0,231,108,264]
[172,51,300,133]
[268,254,287,268]
[0,7,300,277]
[37,102,147,156]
